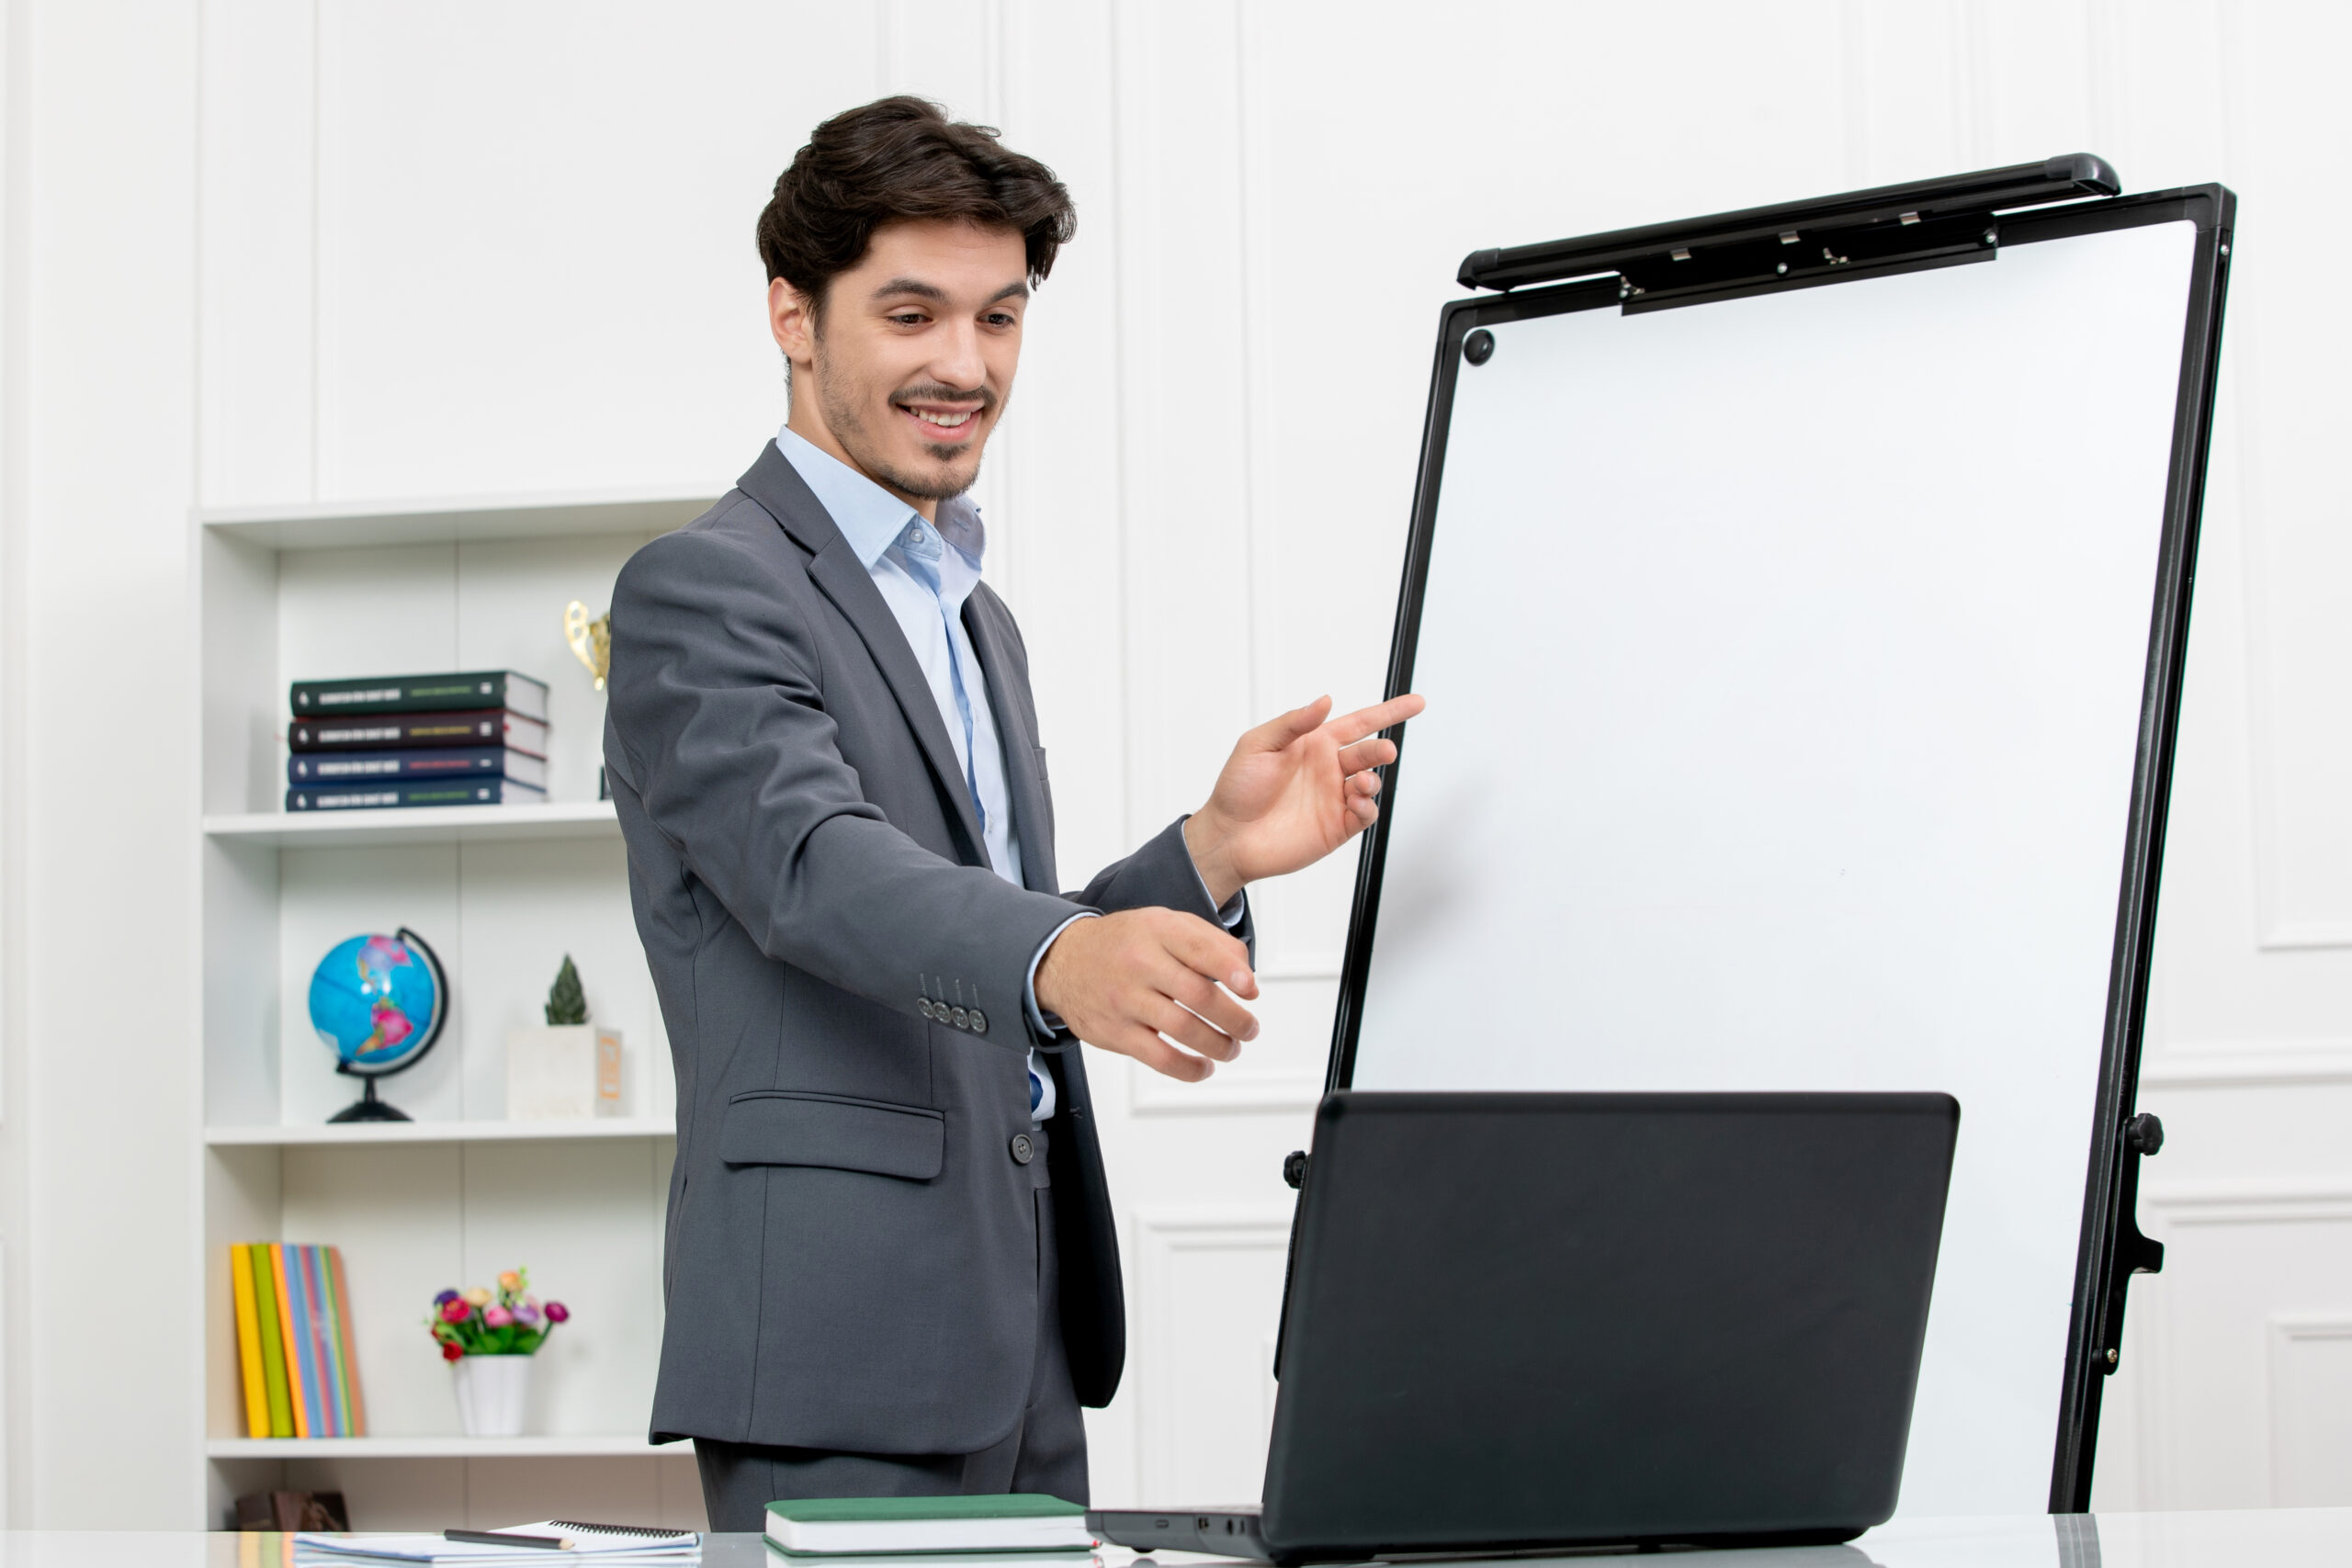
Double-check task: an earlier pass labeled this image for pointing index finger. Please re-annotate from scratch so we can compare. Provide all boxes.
[1325,693,1426,747]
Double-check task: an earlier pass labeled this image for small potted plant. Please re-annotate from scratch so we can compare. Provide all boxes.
[425,1268,571,1437]
[506,955,625,1118]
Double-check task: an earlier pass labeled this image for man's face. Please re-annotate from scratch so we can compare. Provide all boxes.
[771,220,1029,507]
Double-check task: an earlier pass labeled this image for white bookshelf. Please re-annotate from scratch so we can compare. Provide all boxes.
[198,489,717,1529]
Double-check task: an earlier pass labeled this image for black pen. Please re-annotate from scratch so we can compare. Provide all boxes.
[444,1529,572,1551]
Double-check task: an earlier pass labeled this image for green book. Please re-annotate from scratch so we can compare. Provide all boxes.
[248,1243,295,1438]
[289,670,548,722]
[764,1495,1091,1556]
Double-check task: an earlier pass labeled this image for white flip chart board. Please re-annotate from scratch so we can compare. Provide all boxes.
[1332,175,2233,1517]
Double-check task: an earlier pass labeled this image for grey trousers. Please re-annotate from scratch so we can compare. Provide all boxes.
[695,1183,1089,1532]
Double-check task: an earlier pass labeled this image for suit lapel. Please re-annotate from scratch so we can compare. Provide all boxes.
[963,587,1058,896]
[736,444,989,865]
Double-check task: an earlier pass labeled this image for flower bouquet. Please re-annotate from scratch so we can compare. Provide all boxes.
[425,1268,571,1436]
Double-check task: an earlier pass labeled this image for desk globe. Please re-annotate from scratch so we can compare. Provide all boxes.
[308,927,447,1122]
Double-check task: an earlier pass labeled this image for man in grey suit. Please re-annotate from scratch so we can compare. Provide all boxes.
[605,96,1420,1530]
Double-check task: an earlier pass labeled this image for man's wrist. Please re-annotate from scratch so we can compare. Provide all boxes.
[1026,910,1100,1037]
[1182,811,1245,909]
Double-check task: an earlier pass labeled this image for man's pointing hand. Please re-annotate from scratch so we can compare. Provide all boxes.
[1182,693,1427,908]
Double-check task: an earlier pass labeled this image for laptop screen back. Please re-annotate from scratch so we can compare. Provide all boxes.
[1261,1091,1957,1556]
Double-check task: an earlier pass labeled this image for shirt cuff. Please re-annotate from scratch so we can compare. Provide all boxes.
[1026,910,1101,1036]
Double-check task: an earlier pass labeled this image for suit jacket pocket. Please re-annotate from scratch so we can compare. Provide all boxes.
[719,1090,944,1180]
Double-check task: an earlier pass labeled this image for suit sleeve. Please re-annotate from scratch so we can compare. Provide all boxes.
[1067,818,1256,963]
[605,527,1081,1048]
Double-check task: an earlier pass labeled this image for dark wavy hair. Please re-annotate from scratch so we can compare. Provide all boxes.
[757,96,1077,319]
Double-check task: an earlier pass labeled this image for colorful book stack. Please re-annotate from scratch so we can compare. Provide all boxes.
[230,1242,370,1438]
[285,670,550,812]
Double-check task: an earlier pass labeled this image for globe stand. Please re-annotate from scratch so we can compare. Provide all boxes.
[328,1075,412,1123]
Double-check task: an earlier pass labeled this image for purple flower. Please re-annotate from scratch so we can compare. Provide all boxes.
[483,1304,513,1328]
[544,1301,571,1324]
[514,1303,543,1327]
[434,1289,461,1306]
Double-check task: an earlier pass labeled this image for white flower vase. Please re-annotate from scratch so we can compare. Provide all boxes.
[453,1352,533,1437]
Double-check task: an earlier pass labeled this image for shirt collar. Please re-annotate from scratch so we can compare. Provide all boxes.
[773,424,986,572]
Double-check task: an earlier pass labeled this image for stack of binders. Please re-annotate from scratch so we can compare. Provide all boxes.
[286,670,549,811]
[230,1241,369,1439]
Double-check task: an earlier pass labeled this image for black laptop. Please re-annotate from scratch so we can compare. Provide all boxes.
[1090,1090,1958,1563]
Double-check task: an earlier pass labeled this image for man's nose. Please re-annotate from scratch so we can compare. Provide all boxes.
[928,320,987,392]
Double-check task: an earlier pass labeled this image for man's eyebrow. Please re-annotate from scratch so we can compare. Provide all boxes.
[870,277,950,304]
[866,277,1031,308]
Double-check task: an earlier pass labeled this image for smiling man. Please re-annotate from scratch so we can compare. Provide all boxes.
[603,96,1419,1529]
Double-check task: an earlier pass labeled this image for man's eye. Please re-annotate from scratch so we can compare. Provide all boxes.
[985,313,1018,327]
[889,312,927,326]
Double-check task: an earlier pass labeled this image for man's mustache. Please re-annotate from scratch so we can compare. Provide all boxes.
[890,383,996,414]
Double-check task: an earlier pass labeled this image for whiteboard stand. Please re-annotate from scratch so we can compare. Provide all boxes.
[1324,156,2233,1517]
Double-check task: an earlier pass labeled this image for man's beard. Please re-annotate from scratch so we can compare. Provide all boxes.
[817,363,997,502]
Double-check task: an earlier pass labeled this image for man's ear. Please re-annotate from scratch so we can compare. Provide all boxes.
[769,276,818,372]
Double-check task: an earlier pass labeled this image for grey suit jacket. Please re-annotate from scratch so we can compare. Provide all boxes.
[604,441,1251,1455]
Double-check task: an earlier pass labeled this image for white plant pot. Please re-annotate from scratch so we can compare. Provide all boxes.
[452,1353,533,1437]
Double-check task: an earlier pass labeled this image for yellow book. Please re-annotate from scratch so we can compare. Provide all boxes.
[229,1244,270,1437]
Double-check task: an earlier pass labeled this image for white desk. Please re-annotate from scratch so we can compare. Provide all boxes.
[1,1513,2346,1567]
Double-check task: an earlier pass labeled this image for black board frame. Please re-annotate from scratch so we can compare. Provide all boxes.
[1319,160,2236,1511]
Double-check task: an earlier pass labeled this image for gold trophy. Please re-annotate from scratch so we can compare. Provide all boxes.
[564,601,612,692]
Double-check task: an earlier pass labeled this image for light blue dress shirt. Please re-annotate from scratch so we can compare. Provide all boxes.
[773,426,1244,1121]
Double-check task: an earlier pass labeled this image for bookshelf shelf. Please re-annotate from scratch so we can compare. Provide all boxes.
[204,800,621,849]
[207,1435,695,1461]
[198,488,719,550]
[206,1117,676,1146]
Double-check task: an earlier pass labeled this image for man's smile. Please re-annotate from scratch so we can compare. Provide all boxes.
[897,399,984,443]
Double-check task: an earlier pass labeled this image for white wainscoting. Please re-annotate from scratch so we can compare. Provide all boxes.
[2267,1314,2352,1507]
[2118,1181,2352,1510]
[1129,1206,1295,1508]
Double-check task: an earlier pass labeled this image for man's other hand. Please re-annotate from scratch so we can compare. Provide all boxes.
[1035,908,1260,1081]
[1183,693,1427,907]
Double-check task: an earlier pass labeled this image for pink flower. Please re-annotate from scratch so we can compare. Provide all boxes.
[483,1304,513,1328]
[439,1299,470,1324]
[544,1301,570,1324]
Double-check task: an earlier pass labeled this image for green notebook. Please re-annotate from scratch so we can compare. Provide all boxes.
[764,1495,1092,1556]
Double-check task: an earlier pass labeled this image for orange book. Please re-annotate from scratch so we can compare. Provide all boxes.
[267,1244,310,1438]
[229,1244,271,1437]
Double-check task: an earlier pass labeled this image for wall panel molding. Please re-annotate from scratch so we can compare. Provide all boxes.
[2127,1179,2352,1508]
[1129,1205,1293,1506]
[2142,1039,2352,1089]
[2267,1314,2352,1506]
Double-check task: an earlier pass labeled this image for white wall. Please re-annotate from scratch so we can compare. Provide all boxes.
[0,0,2345,1527]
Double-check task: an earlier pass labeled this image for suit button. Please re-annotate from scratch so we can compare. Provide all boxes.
[918,1000,936,1020]
[968,1010,987,1034]
[1010,1133,1035,1165]
[952,1007,969,1029]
